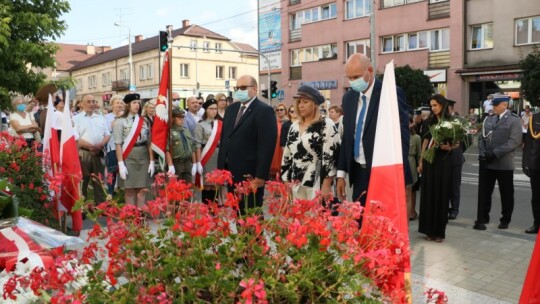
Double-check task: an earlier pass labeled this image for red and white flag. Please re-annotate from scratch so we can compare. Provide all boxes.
[520,233,540,303]
[60,92,83,232]
[360,61,411,301]
[151,50,170,166]
[42,94,60,175]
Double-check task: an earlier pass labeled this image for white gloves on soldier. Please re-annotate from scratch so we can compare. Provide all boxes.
[196,162,203,174]
[191,163,197,176]
[167,165,176,176]
[148,161,155,177]
[118,161,128,180]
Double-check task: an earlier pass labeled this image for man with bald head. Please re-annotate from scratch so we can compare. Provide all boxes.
[336,53,411,206]
[217,74,277,211]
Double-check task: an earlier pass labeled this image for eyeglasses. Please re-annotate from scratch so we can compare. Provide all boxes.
[219,99,227,102]
[233,85,253,91]
[207,107,218,110]
[86,100,97,103]
[173,98,180,101]
[276,108,285,112]
[289,110,295,113]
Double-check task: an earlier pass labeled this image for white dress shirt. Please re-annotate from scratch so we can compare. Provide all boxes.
[73,111,110,145]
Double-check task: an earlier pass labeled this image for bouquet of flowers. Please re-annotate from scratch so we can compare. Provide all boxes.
[422,118,468,164]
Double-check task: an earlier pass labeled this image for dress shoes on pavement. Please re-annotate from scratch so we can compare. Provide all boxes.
[448,213,457,220]
[498,223,509,229]
[525,225,539,234]
[473,223,487,230]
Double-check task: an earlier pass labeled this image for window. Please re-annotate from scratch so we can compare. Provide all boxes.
[394,35,405,52]
[429,0,448,3]
[418,31,428,48]
[383,0,422,8]
[229,66,237,80]
[203,41,210,52]
[216,66,224,79]
[120,69,128,81]
[180,63,189,78]
[292,3,336,29]
[139,65,146,80]
[430,28,450,51]
[408,33,418,49]
[382,36,393,53]
[101,72,111,87]
[215,42,222,53]
[146,64,153,80]
[346,39,370,59]
[190,40,197,51]
[88,75,96,89]
[76,78,82,90]
[345,0,371,20]
[471,23,493,49]
[290,43,338,67]
[516,16,540,45]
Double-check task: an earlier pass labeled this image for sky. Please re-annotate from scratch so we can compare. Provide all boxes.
[55,0,259,49]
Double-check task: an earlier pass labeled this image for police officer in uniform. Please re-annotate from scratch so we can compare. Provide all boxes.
[474,95,522,230]
[522,112,540,234]
[165,108,196,182]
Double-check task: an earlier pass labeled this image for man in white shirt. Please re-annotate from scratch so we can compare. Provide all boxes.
[73,94,110,204]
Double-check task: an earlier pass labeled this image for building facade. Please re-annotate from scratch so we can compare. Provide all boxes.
[269,0,540,114]
[70,20,259,105]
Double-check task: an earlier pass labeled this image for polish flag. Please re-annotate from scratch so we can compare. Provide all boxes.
[59,91,83,232]
[360,61,411,301]
[151,50,170,166]
[41,94,62,219]
[42,94,60,175]
[520,234,540,303]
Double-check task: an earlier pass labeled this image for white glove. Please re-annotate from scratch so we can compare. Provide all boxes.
[191,163,197,176]
[118,161,128,180]
[148,161,155,177]
[167,165,175,176]
[196,162,203,174]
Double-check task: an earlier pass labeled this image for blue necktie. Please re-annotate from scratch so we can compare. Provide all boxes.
[354,95,367,159]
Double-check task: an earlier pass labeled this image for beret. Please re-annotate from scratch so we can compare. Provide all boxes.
[202,98,217,110]
[172,107,185,117]
[124,93,140,103]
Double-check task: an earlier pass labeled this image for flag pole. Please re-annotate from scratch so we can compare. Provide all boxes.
[167,26,173,168]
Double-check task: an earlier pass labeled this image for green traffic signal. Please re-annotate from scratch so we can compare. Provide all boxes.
[270,80,278,99]
[159,31,168,52]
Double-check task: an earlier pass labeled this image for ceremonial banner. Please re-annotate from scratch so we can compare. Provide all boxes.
[152,50,170,167]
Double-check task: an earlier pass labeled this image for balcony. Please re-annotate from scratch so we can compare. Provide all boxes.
[289,0,300,5]
[429,51,450,68]
[428,1,450,20]
[290,28,301,43]
[112,80,129,91]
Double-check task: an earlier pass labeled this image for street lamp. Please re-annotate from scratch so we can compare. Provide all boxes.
[114,22,134,91]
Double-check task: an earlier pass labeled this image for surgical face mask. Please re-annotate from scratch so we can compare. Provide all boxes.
[348,71,370,93]
[234,90,250,102]
[16,104,26,112]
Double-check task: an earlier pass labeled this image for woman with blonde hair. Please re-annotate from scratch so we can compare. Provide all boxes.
[215,93,228,119]
[104,95,124,195]
[281,86,340,200]
[9,96,41,147]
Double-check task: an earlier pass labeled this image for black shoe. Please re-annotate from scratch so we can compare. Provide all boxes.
[498,223,509,229]
[473,223,487,230]
[525,225,539,234]
[448,214,457,220]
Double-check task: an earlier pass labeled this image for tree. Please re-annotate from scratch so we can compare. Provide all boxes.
[381,64,434,109]
[519,45,540,107]
[0,1,70,110]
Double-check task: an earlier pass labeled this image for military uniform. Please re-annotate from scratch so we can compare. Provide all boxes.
[475,110,522,228]
[168,124,195,182]
[522,113,540,233]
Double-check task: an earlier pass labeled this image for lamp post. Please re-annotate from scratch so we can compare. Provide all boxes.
[114,22,134,91]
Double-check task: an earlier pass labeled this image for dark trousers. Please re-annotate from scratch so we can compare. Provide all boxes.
[530,169,540,226]
[79,149,106,204]
[105,150,118,195]
[449,161,464,216]
[351,161,370,206]
[476,162,514,225]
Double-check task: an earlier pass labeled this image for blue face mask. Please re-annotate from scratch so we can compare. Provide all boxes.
[16,104,26,112]
[234,90,250,102]
[349,71,370,93]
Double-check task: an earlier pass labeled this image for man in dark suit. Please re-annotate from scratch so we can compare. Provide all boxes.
[217,75,277,210]
[523,112,540,234]
[336,53,411,205]
[474,95,522,230]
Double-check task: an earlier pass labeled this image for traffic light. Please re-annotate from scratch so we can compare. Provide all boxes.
[159,31,168,52]
[262,89,269,99]
[270,81,278,99]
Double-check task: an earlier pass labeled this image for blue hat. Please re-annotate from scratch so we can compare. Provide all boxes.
[491,95,510,105]
[124,93,140,103]
[294,85,325,105]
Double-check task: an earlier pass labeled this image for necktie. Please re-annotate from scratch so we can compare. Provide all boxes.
[234,105,246,127]
[354,95,367,159]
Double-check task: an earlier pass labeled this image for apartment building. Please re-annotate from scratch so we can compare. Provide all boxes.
[70,20,259,105]
[273,0,540,114]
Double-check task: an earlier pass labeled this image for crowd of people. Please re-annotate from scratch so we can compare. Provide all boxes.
[2,53,539,240]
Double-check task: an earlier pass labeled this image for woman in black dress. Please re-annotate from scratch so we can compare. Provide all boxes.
[418,94,459,242]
